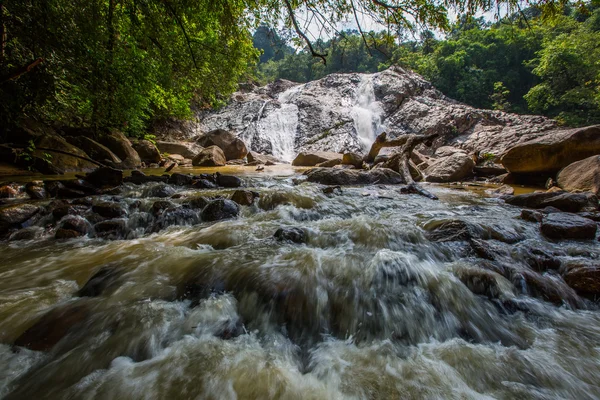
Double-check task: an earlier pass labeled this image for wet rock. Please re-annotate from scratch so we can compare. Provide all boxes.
[25,181,46,199]
[454,266,510,299]
[304,167,405,185]
[503,191,597,212]
[424,153,475,183]
[145,183,176,198]
[322,185,342,195]
[192,146,226,167]
[540,213,598,240]
[59,179,100,198]
[521,209,543,223]
[94,219,128,239]
[473,164,507,177]
[13,302,92,351]
[44,180,64,197]
[98,130,142,169]
[216,173,242,188]
[56,215,90,238]
[152,206,201,231]
[183,196,210,210]
[92,201,127,219]
[292,151,343,167]
[518,269,583,308]
[0,204,40,233]
[168,173,193,186]
[247,151,281,165]
[274,227,307,243]
[51,203,89,220]
[193,179,218,189]
[501,125,600,175]
[231,190,258,206]
[0,184,19,198]
[124,170,168,185]
[201,199,240,222]
[425,220,475,242]
[342,152,364,168]
[196,129,248,161]
[78,264,125,297]
[156,141,204,159]
[562,261,600,299]
[578,211,600,222]
[152,200,173,216]
[435,146,466,157]
[82,167,123,188]
[9,227,42,241]
[557,155,600,196]
[132,140,161,164]
[518,247,562,272]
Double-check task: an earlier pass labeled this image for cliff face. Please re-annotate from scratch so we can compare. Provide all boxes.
[166,66,560,160]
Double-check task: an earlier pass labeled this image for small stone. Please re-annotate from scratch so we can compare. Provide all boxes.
[274,227,307,243]
[92,201,127,219]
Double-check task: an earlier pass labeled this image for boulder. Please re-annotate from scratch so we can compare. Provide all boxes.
[98,130,142,169]
[0,204,40,233]
[485,184,514,197]
[247,151,282,165]
[144,183,176,198]
[342,152,363,168]
[25,181,46,199]
[501,125,600,175]
[56,215,90,238]
[124,170,168,185]
[196,129,248,161]
[192,146,226,167]
[168,173,193,186]
[193,179,218,189]
[503,192,597,212]
[215,173,242,188]
[94,219,129,239]
[557,155,600,196]
[201,199,240,221]
[434,146,466,158]
[304,167,405,185]
[292,151,344,167]
[155,141,204,159]
[424,153,475,182]
[78,264,125,297]
[132,140,161,164]
[274,227,307,243]
[92,201,127,219]
[315,157,343,168]
[33,134,98,172]
[562,261,600,299]
[66,136,122,165]
[167,154,186,163]
[82,167,123,188]
[540,213,597,240]
[231,190,258,206]
[0,183,20,198]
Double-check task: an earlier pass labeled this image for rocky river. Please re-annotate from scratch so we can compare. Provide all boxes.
[0,165,599,399]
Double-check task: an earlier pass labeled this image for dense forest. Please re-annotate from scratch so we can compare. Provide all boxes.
[254,3,600,126]
[1,0,598,140]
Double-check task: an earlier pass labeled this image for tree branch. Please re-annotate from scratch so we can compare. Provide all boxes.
[0,58,44,84]
[161,0,198,69]
[284,0,328,64]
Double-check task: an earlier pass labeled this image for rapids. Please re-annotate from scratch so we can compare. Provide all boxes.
[1,166,599,399]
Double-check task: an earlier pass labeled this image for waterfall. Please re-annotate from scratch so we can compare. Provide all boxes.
[252,85,301,162]
[351,75,385,150]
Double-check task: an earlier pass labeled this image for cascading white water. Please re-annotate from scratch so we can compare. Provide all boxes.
[351,75,385,150]
[252,86,301,162]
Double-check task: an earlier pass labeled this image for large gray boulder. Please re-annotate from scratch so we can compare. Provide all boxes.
[292,151,343,167]
[132,140,161,164]
[192,146,226,167]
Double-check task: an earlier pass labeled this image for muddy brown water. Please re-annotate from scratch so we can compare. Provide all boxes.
[0,166,599,399]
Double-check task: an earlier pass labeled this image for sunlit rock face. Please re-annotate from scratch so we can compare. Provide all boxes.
[192,66,559,160]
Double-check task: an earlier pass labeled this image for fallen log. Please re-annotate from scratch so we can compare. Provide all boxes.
[367,131,440,199]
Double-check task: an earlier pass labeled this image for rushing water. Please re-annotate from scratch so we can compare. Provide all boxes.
[351,75,385,150]
[1,166,600,399]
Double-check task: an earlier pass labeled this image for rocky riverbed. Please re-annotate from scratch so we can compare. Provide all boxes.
[0,164,599,399]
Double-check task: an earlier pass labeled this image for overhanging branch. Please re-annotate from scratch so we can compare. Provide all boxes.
[284,0,328,64]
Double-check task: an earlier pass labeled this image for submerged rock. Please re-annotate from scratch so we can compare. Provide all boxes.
[503,191,597,212]
[557,155,600,195]
[201,199,240,222]
[304,167,404,185]
[0,204,40,233]
[92,201,127,219]
[231,190,258,206]
[274,227,307,243]
[562,261,600,299]
[540,213,598,240]
[77,264,125,297]
[94,219,128,239]
[56,215,90,238]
